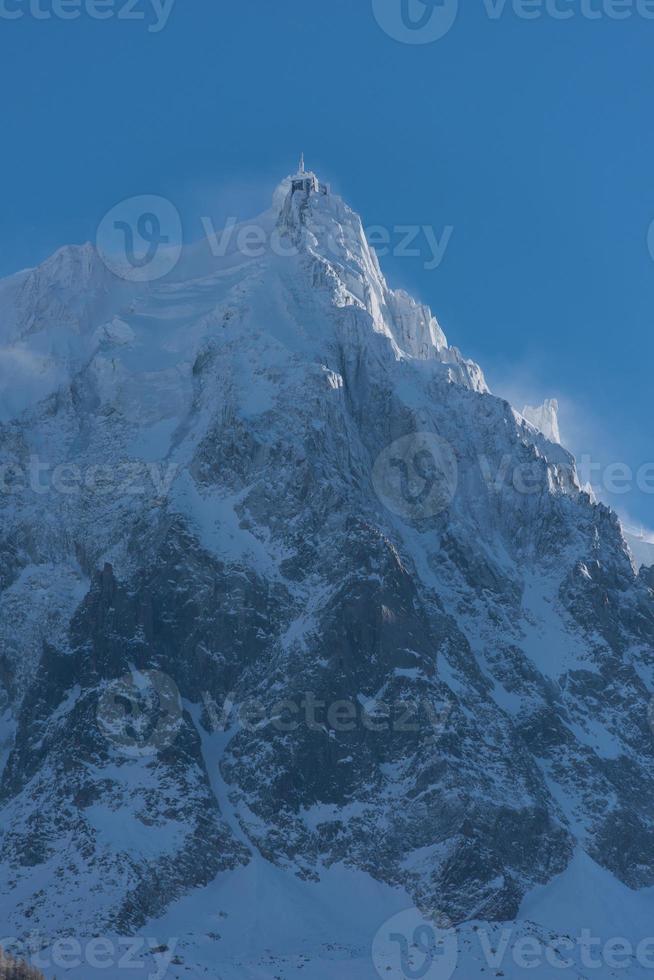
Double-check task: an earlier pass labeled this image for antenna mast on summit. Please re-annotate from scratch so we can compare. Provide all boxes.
[299,152,305,174]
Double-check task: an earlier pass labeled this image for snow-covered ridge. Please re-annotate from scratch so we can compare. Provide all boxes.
[521,398,561,445]
[0,171,486,426]
[624,526,654,570]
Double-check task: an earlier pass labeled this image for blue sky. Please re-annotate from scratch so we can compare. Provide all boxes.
[1,0,652,528]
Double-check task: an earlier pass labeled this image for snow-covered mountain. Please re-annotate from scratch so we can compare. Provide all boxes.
[521,399,561,445]
[0,165,653,978]
[624,527,654,573]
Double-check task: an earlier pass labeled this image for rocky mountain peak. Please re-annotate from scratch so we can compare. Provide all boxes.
[0,171,652,977]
